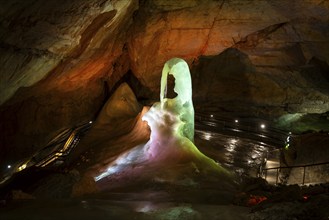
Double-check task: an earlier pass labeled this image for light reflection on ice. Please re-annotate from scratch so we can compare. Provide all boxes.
[194,130,275,175]
[94,144,146,181]
[230,139,238,144]
[94,58,225,182]
[203,132,212,140]
[134,201,157,213]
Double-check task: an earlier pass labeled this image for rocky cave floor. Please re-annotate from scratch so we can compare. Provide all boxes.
[0,175,329,220]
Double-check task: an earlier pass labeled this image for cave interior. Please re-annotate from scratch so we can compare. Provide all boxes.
[0,0,329,219]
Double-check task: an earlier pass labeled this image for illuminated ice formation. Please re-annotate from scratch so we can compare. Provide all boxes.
[142,58,196,160]
[95,58,228,182]
[159,58,194,142]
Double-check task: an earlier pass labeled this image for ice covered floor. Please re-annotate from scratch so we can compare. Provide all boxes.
[0,198,250,220]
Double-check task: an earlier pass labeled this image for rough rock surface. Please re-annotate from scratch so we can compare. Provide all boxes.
[191,48,329,118]
[0,0,136,105]
[0,0,138,167]
[71,174,98,198]
[283,132,329,184]
[129,0,329,99]
[9,190,35,200]
[68,82,147,165]
[68,83,150,182]
[1,0,329,168]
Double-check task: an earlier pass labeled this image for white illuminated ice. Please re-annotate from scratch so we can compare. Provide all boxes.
[95,58,228,182]
[141,58,197,161]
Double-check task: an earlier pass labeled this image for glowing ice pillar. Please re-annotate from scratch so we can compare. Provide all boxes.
[140,58,195,161]
[160,58,194,142]
[159,58,194,142]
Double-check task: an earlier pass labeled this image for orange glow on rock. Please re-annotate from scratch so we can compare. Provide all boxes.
[247,195,267,206]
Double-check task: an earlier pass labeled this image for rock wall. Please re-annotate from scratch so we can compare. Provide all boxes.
[129,1,329,88]
[286,133,329,184]
[0,0,138,167]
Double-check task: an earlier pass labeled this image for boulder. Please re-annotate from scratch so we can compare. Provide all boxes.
[9,190,35,200]
[71,174,98,197]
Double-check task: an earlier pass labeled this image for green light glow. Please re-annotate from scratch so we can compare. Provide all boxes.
[142,58,229,174]
[160,58,194,142]
[95,58,231,182]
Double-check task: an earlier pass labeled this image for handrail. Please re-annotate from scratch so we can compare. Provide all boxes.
[196,117,287,147]
[195,113,289,138]
[261,161,329,185]
[262,161,329,170]
[34,122,92,168]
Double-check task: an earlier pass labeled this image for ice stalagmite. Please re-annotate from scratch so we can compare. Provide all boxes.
[95,58,230,182]
[159,58,194,142]
[141,58,223,170]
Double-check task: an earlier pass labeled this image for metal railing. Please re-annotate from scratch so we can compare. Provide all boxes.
[34,122,91,168]
[195,112,288,147]
[261,161,329,185]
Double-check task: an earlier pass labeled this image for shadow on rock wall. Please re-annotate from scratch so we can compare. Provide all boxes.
[192,48,256,116]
